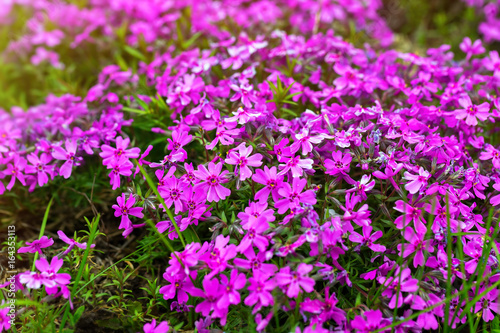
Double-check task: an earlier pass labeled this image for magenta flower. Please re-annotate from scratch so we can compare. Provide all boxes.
[290,128,328,155]
[193,162,230,202]
[278,155,314,178]
[193,277,228,325]
[324,150,351,177]
[252,166,284,203]
[403,166,430,194]
[346,174,375,200]
[233,248,277,275]
[237,216,270,253]
[58,230,95,251]
[349,225,386,252]
[237,201,275,227]
[409,294,444,330]
[159,176,184,214]
[475,288,500,322]
[19,257,71,292]
[18,236,54,255]
[99,136,140,166]
[455,95,490,126]
[107,157,134,190]
[0,306,11,331]
[143,319,169,333]
[206,127,240,150]
[112,193,144,231]
[25,153,53,187]
[159,271,197,304]
[459,37,485,59]
[218,270,246,307]
[244,270,276,312]
[4,155,27,190]
[350,310,391,333]
[274,177,317,214]
[225,143,263,181]
[276,263,315,298]
[230,83,257,108]
[272,138,292,162]
[397,227,434,268]
[394,200,427,235]
[52,139,82,179]
[377,267,419,308]
[479,145,500,169]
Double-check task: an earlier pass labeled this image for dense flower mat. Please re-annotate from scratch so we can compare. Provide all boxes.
[1,0,500,332]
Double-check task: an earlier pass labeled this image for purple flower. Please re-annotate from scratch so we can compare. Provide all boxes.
[230,83,257,108]
[278,155,314,178]
[18,236,54,255]
[475,288,500,322]
[272,138,292,162]
[112,194,144,232]
[350,310,390,333]
[237,216,270,253]
[4,155,27,190]
[159,270,197,304]
[455,95,490,126]
[25,153,53,187]
[274,178,317,215]
[0,306,11,331]
[193,277,228,325]
[107,157,134,190]
[377,267,419,308]
[143,319,169,333]
[193,162,230,202]
[459,37,485,59]
[397,227,434,268]
[99,136,140,166]
[233,248,277,275]
[58,230,95,252]
[403,166,430,194]
[244,270,276,312]
[276,263,315,298]
[349,225,386,252]
[237,201,275,227]
[324,150,351,177]
[52,139,82,179]
[159,176,184,214]
[225,143,263,181]
[218,270,246,307]
[252,166,284,203]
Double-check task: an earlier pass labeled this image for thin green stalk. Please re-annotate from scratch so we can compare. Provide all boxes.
[135,160,186,248]
[32,196,54,271]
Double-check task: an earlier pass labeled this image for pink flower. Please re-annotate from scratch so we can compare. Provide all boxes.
[403,166,430,194]
[58,230,95,251]
[349,225,386,252]
[0,306,11,331]
[4,155,27,190]
[252,166,284,203]
[193,162,230,202]
[112,194,144,232]
[455,95,490,126]
[276,263,315,298]
[99,136,140,166]
[225,143,263,181]
[274,178,317,214]
[143,319,169,333]
[278,155,314,178]
[52,139,82,179]
[397,227,434,268]
[18,236,54,255]
[324,150,351,177]
[25,153,54,187]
